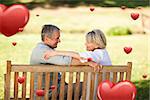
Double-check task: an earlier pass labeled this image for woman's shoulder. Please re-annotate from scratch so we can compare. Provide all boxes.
[94,48,107,53]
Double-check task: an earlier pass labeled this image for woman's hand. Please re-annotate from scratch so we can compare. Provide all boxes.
[44,51,56,60]
[88,61,102,72]
[80,57,88,63]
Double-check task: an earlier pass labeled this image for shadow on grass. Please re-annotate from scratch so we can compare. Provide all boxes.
[1,0,149,10]
[133,79,150,100]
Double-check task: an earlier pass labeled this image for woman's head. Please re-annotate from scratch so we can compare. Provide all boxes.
[85,29,107,51]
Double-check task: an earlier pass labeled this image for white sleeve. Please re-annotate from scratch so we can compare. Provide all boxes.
[79,51,102,63]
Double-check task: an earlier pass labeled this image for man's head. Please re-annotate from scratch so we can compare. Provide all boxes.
[41,24,61,48]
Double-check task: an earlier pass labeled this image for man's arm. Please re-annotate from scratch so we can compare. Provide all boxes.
[43,55,72,65]
[44,51,81,60]
[70,58,88,65]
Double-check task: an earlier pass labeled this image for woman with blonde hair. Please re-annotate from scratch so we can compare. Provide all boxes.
[44,29,112,100]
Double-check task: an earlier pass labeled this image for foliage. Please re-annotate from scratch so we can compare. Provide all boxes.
[107,26,132,36]
[1,0,149,8]
[134,79,150,100]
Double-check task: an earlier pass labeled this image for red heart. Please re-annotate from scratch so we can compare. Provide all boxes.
[12,42,17,46]
[90,7,95,12]
[87,58,93,62]
[0,4,29,37]
[36,89,45,96]
[97,80,136,100]
[49,85,56,90]
[18,76,25,84]
[124,47,132,54]
[142,74,147,79]
[36,14,39,17]
[121,6,126,10]
[131,13,139,20]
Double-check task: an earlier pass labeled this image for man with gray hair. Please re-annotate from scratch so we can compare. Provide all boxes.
[30,24,97,99]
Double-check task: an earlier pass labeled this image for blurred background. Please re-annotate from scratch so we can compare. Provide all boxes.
[0,0,150,99]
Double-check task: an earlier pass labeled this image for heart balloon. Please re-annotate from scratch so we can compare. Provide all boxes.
[97,80,136,100]
[36,89,45,96]
[0,4,29,37]
[124,47,132,54]
[18,76,25,84]
[131,13,139,20]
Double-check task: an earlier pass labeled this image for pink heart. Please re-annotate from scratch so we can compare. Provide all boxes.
[36,89,45,96]
[124,47,132,54]
[18,76,25,84]
[97,80,136,100]
[0,4,29,37]
[12,42,17,46]
[131,13,139,20]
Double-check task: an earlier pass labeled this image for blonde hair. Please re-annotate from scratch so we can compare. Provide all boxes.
[86,29,107,49]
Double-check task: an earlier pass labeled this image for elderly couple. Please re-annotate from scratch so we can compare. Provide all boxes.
[30,24,112,100]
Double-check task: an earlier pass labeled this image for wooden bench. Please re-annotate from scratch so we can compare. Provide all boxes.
[4,60,132,100]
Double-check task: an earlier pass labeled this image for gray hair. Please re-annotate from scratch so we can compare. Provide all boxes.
[86,29,107,49]
[41,24,60,41]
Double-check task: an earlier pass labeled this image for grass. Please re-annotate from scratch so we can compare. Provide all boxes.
[0,33,149,99]
[0,6,150,99]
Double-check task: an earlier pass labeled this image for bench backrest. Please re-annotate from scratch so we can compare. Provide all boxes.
[4,61,132,100]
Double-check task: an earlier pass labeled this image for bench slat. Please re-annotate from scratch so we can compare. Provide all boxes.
[106,72,110,80]
[67,72,73,100]
[90,72,95,100]
[96,72,103,100]
[5,61,11,100]
[126,62,132,80]
[82,72,88,100]
[30,72,34,100]
[22,72,27,100]
[11,65,128,72]
[37,72,43,100]
[59,72,65,100]
[44,72,50,100]
[119,72,124,81]
[52,72,58,100]
[74,72,80,100]
[113,72,117,83]
[14,72,19,99]
[98,72,102,83]
[4,74,7,100]
[10,98,29,100]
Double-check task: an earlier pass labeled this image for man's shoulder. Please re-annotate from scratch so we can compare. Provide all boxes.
[34,42,53,51]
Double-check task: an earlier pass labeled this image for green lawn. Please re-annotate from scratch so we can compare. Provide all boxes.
[0,6,149,99]
[0,33,149,99]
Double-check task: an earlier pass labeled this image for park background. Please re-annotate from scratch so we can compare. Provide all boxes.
[0,0,150,99]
